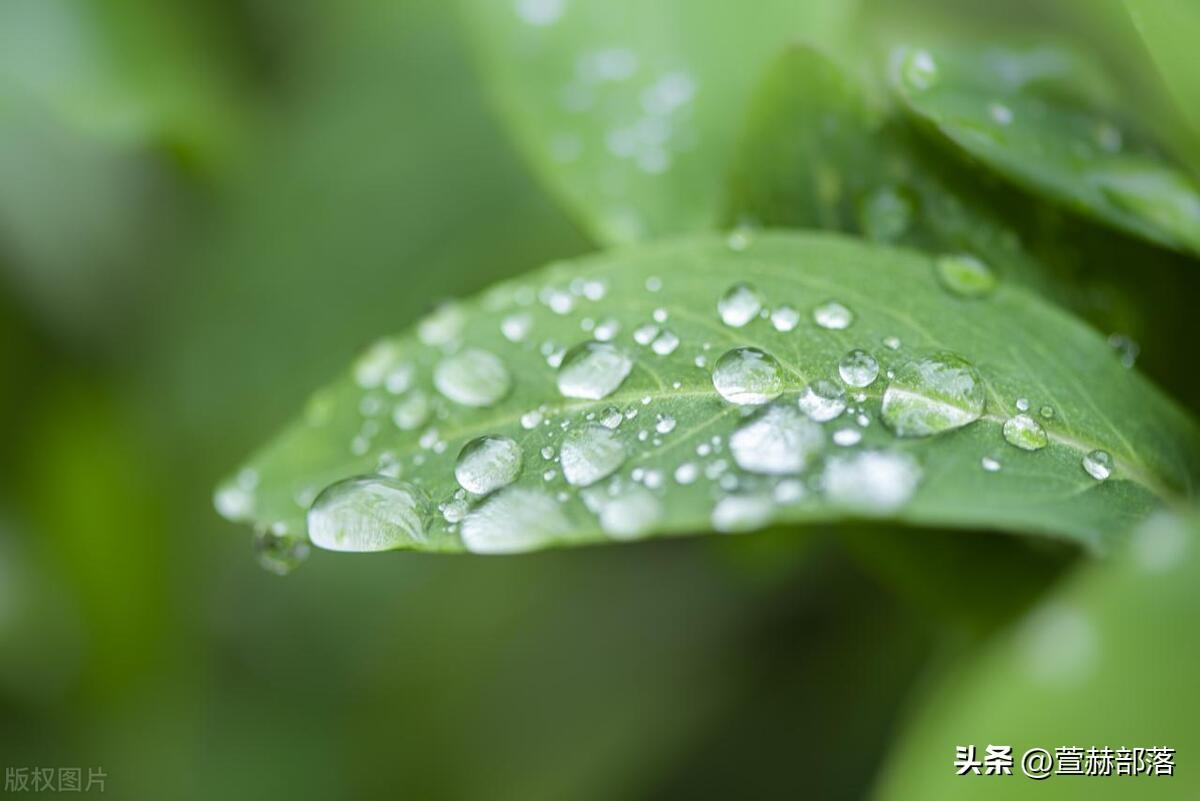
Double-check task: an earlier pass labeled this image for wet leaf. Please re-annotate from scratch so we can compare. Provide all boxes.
[891,42,1200,256]
[218,232,1200,556]
[458,0,856,244]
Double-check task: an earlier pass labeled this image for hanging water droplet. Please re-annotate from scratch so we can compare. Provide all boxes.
[253,525,310,575]
[307,476,429,552]
[560,424,627,487]
[981,456,1002,472]
[729,404,824,475]
[433,349,512,407]
[717,283,764,328]
[822,450,921,513]
[454,435,524,495]
[838,349,879,388]
[557,341,634,400]
[1003,414,1048,451]
[881,352,985,437]
[813,301,853,330]
[833,427,862,447]
[460,487,569,554]
[935,253,997,298]
[770,305,800,332]
[596,485,662,539]
[501,312,533,342]
[798,380,847,422]
[711,347,786,405]
[651,329,680,356]
[1082,450,1113,481]
[711,493,774,533]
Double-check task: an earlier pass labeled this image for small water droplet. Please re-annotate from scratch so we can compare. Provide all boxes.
[711,494,774,533]
[935,253,997,298]
[653,308,668,323]
[718,283,764,328]
[770,305,800,332]
[729,404,824,475]
[307,476,429,552]
[858,185,915,242]
[560,424,627,487]
[594,318,620,341]
[881,352,985,437]
[1082,449,1113,481]
[1107,333,1139,368]
[501,312,533,342]
[988,101,1013,125]
[434,349,512,407]
[460,487,569,554]
[674,462,698,484]
[711,347,786,405]
[599,406,623,429]
[813,301,853,330]
[651,329,680,356]
[833,427,862,447]
[418,302,466,346]
[798,380,847,422]
[1003,414,1048,451]
[253,527,310,575]
[1015,398,1030,412]
[454,436,524,495]
[655,414,677,434]
[633,322,659,345]
[597,485,662,539]
[392,391,431,430]
[726,227,753,252]
[822,450,921,513]
[1039,405,1055,420]
[883,336,902,351]
[899,47,938,91]
[354,340,403,389]
[981,456,1001,472]
[838,349,879,388]
[557,341,634,400]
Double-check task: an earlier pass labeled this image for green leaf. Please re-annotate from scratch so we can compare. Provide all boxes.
[1124,0,1200,158]
[457,0,856,245]
[217,232,1200,557]
[875,510,1200,800]
[892,42,1200,256]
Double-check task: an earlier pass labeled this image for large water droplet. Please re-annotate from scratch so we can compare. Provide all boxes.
[935,253,997,298]
[822,450,921,513]
[711,494,774,533]
[454,435,524,495]
[813,301,853,330]
[433,349,512,407]
[729,404,824,475]
[1082,449,1113,481]
[1002,414,1048,451]
[798,379,847,422]
[560,423,627,487]
[838,349,879,388]
[711,347,785,405]
[881,352,985,437]
[557,341,634,400]
[717,283,764,328]
[307,476,429,552]
[460,487,570,554]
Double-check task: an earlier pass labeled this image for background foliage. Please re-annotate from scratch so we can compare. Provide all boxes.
[0,0,1195,799]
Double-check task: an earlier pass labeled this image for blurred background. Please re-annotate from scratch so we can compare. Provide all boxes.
[0,1,1194,799]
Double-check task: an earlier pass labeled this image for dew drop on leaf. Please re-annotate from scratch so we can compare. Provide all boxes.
[501,312,533,342]
[798,379,847,422]
[1082,449,1113,481]
[813,301,853,330]
[770,305,800,332]
[898,47,938,91]
[711,493,775,533]
[595,485,662,539]
[838,349,879,388]
[1002,414,1048,451]
[433,349,512,407]
[711,347,785,405]
[881,352,986,437]
[833,427,862,447]
[557,341,634,400]
[717,282,764,327]
[454,435,524,495]
[822,450,921,513]
[307,476,429,552]
[651,329,680,355]
[858,185,915,242]
[392,391,431,431]
[729,404,824,475]
[934,253,997,298]
[460,487,569,554]
[560,423,627,487]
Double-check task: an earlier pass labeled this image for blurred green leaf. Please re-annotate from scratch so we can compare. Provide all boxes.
[1123,0,1200,156]
[875,509,1200,800]
[457,0,856,244]
[220,232,1199,556]
[891,42,1200,255]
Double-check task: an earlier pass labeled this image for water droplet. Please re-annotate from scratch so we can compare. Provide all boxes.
[717,283,764,328]
[599,406,623,429]
[1015,397,1030,412]
[460,487,569,554]
[560,424,627,487]
[594,318,620,342]
[798,380,847,422]
[215,468,258,521]
[556,341,634,400]
[813,301,853,330]
[1107,334,1139,368]
[418,302,465,346]
[596,485,662,539]
[833,427,862,447]
[1002,414,1048,451]
[540,446,555,460]
[935,253,997,298]
[253,527,310,575]
[726,227,753,251]
[454,436,524,495]
[633,323,659,345]
[711,347,786,405]
[822,451,921,513]
[711,494,774,533]
[981,456,1002,472]
[1040,405,1055,420]
[770,305,800,332]
[838,349,879,388]
[899,47,938,91]
[655,414,676,434]
[1082,449,1113,481]
[729,404,824,475]
[307,476,429,552]
[354,340,403,389]
[501,312,533,342]
[645,276,662,292]
[521,409,544,429]
[881,352,986,437]
[433,349,512,407]
[988,101,1013,125]
[883,336,902,351]
[392,391,431,430]
[651,329,680,356]
[674,462,698,484]
[858,185,915,242]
